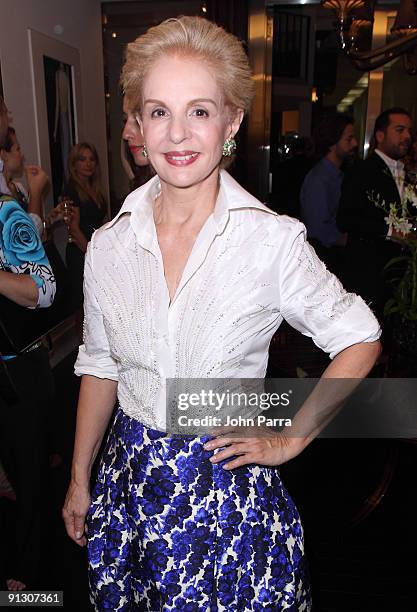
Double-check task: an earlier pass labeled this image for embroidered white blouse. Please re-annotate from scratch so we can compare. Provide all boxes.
[75,171,381,430]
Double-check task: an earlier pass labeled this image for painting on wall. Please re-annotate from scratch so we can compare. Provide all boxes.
[43,57,76,202]
[28,29,83,210]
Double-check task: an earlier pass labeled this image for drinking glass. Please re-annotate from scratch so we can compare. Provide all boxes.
[59,196,73,243]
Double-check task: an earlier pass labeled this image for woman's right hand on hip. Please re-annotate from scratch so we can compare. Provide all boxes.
[62,480,90,547]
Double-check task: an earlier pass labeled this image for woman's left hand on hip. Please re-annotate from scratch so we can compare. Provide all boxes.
[203,433,301,469]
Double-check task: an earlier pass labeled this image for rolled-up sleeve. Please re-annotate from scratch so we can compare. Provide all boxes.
[74,242,119,380]
[279,223,381,359]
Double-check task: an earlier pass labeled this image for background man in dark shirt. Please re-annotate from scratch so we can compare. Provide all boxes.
[300,114,358,275]
[337,107,412,317]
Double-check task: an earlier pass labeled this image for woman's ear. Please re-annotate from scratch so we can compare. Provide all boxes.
[229,108,244,139]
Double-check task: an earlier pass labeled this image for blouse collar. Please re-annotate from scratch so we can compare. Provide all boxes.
[107,170,274,224]
[105,170,276,251]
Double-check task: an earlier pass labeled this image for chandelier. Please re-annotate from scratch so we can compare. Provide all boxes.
[322,0,417,73]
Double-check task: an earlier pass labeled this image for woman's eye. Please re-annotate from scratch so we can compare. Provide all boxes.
[192,108,209,117]
[151,108,167,118]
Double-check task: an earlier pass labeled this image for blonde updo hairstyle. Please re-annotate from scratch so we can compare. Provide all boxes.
[121,16,254,125]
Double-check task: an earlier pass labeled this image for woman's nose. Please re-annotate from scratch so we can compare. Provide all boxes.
[168,116,189,144]
[122,122,131,141]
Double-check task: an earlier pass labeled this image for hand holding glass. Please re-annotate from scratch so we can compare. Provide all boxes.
[59,196,73,243]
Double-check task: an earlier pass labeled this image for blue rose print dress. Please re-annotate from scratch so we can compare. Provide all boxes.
[0,197,55,307]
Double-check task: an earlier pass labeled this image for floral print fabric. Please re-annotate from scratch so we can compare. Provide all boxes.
[87,407,312,611]
[0,197,55,307]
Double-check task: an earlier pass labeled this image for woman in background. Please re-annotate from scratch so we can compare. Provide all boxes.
[0,126,49,235]
[62,142,107,311]
[121,95,153,189]
[0,96,56,592]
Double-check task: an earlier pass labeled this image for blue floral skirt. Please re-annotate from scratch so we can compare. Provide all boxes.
[87,407,312,611]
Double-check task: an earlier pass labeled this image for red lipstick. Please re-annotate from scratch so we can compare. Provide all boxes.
[164,151,199,166]
[129,145,144,154]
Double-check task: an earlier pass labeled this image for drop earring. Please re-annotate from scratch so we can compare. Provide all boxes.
[142,144,148,158]
[222,137,236,157]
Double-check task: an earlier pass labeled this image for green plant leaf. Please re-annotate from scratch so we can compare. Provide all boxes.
[384,256,409,270]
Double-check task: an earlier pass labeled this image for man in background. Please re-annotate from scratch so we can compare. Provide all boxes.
[300,114,358,275]
[337,107,412,316]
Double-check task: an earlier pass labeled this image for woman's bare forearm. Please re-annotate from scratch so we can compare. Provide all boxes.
[204,340,382,469]
[71,374,118,488]
[0,270,38,306]
[28,191,43,219]
[322,340,382,379]
[290,340,382,452]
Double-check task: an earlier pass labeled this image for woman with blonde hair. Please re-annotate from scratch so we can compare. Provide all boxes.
[61,142,106,310]
[63,17,381,610]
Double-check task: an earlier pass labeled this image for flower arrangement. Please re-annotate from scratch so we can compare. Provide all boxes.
[368,180,417,321]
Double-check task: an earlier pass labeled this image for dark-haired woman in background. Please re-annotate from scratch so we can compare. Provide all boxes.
[0,126,49,236]
[61,142,107,312]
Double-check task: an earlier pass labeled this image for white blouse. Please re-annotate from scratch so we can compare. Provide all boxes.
[75,171,381,430]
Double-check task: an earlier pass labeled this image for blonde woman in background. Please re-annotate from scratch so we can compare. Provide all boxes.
[60,142,107,311]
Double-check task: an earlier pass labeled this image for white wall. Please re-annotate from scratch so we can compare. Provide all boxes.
[0,0,109,203]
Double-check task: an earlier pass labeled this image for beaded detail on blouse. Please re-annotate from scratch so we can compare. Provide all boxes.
[75,171,381,430]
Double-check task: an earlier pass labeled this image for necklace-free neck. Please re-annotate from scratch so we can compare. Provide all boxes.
[153,170,220,227]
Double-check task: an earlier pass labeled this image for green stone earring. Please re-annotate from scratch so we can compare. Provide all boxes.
[222,137,236,157]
